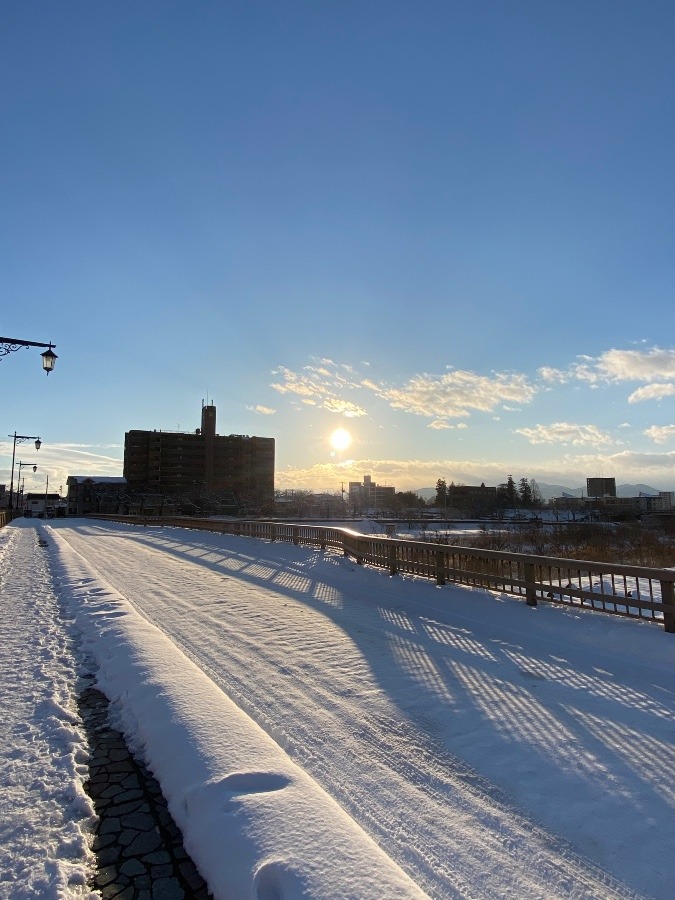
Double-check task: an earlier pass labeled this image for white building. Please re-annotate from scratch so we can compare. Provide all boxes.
[348,475,396,513]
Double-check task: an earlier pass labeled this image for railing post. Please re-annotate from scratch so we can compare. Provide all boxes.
[525,562,537,606]
[389,541,397,576]
[292,526,299,546]
[435,549,446,586]
[661,579,675,633]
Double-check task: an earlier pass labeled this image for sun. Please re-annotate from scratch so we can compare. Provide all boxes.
[329,427,352,452]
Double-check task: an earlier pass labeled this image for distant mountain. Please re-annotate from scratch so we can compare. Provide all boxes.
[535,483,584,501]
[617,483,663,497]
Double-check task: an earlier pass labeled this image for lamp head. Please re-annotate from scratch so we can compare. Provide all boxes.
[41,344,57,374]
[35,438,41,450]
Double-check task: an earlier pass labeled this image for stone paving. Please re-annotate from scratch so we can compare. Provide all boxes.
[78,680,212,899]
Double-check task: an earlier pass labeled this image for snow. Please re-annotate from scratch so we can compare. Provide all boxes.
[0,524,95,898]
[2,517,675,899]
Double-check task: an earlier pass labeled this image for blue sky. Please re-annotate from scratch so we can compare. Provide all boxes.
[2,0,675,497]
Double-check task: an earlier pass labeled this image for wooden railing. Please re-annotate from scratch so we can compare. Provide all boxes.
[87,516,675,633]
[0,510,9,529]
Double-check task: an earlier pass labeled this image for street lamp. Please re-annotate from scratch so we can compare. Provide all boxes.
[16,462,38,513]
[0,337,58,374]
[8,433,42,511]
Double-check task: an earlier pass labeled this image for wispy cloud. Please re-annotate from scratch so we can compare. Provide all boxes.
[537,359,600,385]
[323,399,366,417]
[271,362,366,417]
[273,360,537,424]
[515,422,614,447]
[247,405,276,415]
[564,449,675,479]
[274,348,675,428]
[363,370,537,419]
[644,425,675,445]
[428,420,469,430]
[271,366,326,399]
[0,441,123,496]
[628,384,675,404]
[596,347,675,381]
[540,347,675,399]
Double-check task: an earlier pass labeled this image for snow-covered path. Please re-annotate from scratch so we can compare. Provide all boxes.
[0,524,94,898]
[43,518,675,899]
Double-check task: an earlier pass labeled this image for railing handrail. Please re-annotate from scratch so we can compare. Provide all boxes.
[355,534,675,581]
[78,515,675,632]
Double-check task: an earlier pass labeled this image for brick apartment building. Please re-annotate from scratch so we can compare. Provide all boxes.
[123,403,275,514]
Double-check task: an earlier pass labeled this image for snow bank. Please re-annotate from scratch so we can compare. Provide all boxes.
[0,523,96,899]
[50,532,428,900]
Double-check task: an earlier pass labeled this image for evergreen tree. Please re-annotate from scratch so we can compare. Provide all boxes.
[435,478,447,506]
[497,475,518,509]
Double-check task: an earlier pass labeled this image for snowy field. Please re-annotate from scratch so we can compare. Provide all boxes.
[1,518,674,899]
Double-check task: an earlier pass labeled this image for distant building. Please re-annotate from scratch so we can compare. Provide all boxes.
[552,488,674,519]
[445,483,498,517]
[24,492,62,517]
[587,477,617,498]
[348,475,396,513]
[123,403,275,515]
[66,476,127,516]
[603,492,674,514]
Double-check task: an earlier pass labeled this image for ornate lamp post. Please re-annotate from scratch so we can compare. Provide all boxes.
[8,433,41,511]
[0,337,58,374]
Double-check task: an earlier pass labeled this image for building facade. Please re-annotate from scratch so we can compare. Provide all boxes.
[587,477,617,498]
[348,475,396,513]
[552,488,674,519]
[445,483,498,517]
[23,492,63,517]
[123,403,275,514]
[66,476,128,516]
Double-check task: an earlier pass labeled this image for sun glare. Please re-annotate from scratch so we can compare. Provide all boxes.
[329,427,352,452]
